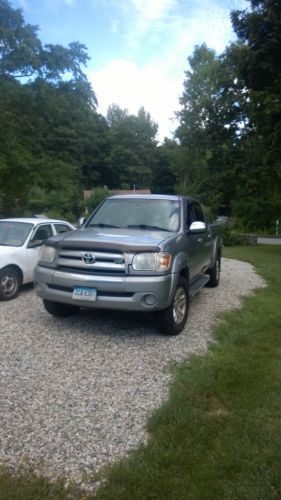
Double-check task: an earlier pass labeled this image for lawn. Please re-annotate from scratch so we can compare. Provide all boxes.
[1,245,281,499]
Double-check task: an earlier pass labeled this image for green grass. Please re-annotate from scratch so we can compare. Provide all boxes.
[1,245,281,499]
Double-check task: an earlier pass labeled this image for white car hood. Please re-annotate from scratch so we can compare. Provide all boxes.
[0,245,24,266]
[0,245,20,256]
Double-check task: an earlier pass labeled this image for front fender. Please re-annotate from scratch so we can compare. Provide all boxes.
[171,251,189,275]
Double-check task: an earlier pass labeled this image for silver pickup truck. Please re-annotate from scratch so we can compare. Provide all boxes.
[34,195,222,335]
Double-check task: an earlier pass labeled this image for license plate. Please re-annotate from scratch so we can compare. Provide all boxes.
[72,287,97,301]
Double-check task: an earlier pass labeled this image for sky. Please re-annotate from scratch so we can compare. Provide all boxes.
[12,0,248,141]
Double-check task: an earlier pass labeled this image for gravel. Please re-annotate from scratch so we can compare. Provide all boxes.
[0,258,266,487]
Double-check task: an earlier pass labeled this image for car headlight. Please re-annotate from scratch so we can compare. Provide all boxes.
[132,252,171,271]
[39,245,56,263]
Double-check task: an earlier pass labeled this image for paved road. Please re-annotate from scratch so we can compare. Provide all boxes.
[257,237,281,245]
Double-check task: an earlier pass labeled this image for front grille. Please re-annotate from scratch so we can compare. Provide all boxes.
[56,248,126,275]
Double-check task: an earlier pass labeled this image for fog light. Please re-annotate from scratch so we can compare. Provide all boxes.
[144,294,156,306]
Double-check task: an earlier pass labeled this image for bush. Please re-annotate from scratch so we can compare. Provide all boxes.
[221,224,244,246]
[84,187,110,213]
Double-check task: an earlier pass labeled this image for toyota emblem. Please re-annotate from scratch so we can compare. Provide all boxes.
[83,253,95,264]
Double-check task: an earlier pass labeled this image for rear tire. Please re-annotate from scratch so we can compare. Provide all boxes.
[0,266,21,300]
[43,299,80,317]
[206,255,220,287]
[155,276,189,335]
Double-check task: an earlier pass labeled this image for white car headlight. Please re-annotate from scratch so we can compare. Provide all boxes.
[39,245,56,263]
[132,252,171,271]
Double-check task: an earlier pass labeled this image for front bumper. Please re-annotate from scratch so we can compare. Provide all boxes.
[34,265,177,312]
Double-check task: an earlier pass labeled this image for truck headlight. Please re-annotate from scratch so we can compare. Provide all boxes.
[39,245,56,263]
[132,252,171,271]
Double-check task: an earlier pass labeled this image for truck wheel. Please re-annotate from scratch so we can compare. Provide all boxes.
[155,276,189,335]
[0,266,21,301]
[43,299,80,317]
[206,255,220,287]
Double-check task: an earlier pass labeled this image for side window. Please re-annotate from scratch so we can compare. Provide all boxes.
[191,202,205,223]
[54,223,72,235]
[31,224,53,241]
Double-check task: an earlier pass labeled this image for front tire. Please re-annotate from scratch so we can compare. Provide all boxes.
[43,299,80,317]
[0,266,21,300]
[155,276,189,335]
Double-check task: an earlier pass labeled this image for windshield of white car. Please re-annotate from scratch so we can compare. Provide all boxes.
[86,199,180,232]
[0,222,33,246]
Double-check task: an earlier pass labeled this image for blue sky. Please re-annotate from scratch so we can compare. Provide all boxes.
[12,0,248,140]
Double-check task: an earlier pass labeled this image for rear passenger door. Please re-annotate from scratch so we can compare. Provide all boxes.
[184,202,203,281]
[189,201,211,270]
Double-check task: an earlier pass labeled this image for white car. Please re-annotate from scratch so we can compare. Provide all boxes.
[0,218,75,300]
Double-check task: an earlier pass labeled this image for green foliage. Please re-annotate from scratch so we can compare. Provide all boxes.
[202,204,214,224]
[221,223,243,246]
[0,0,91,86]
[0,0,101,219]
[0,465,84,499]
[85,186,110,213]
[229,0,281,228]
[105,105,158,190]
[1,0,281,229]
[175,44,242,215]
[175,11,281,228]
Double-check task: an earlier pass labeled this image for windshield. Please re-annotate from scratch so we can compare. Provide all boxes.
[87,199,180,232]
[0,221,33,247]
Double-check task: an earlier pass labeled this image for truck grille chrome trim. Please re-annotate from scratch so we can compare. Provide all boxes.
[56,248,126,274]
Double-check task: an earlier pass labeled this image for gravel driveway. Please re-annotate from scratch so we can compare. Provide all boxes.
[0,258,266,487]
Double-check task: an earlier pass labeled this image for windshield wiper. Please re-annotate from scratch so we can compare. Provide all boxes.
[88,223,121,228]
[127,224,170,232]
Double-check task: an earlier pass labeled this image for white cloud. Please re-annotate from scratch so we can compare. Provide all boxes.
[89,60,182,141]
[131,0,177,21]
[89,0,249,142]
[110,19,119,33]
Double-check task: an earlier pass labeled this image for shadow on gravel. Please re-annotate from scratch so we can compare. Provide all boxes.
[20,283,34,295]
[42,306,163,339]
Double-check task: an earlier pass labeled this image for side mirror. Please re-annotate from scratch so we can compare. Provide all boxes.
[78,217,86,227]
[27,239,43,248]
[189,221,207,233]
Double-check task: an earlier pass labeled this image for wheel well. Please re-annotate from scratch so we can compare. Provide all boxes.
[180,267,189,285]
[2,265,23,285]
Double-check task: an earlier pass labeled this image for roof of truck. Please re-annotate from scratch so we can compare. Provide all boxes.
[108,194,183,200]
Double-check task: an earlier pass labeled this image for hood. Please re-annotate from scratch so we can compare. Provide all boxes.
[0,245,19,256]
[46,227,175,252]
[0,245,22,267]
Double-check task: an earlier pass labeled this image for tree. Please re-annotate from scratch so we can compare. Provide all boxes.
[0,0,103,218]
[0,0,91,87]
[230,0,281,227]
[105,104,158,189]
[175,45,242,214]
[152,138,177,194]
[84,186,110,213]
